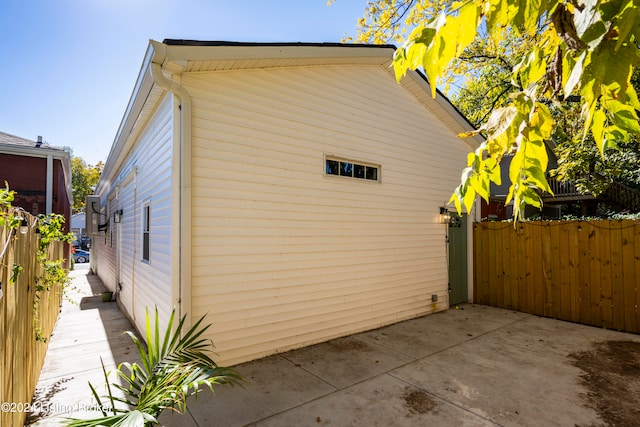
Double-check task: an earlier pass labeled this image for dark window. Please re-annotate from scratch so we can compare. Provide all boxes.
[325,157,380,182]
[142,204,150,262]
[365,166,378,181]
[326,159,339,175]
[340,162,353,176]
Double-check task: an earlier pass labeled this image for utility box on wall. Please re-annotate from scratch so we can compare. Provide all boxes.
[85,195,101,236]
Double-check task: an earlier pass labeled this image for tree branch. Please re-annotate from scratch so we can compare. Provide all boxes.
[458,53,513,70]
[475,84,514,126]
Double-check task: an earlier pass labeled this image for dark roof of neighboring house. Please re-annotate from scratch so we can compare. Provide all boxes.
[0,130,62,151]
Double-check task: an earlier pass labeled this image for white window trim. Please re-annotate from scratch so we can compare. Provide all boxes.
[324,155,381,182]
[142,202,150,263]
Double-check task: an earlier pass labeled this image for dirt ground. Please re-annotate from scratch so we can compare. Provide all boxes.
[569,340,640,427]
[402,388,438,415]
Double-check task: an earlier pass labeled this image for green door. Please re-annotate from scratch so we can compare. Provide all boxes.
[448,213,468,306]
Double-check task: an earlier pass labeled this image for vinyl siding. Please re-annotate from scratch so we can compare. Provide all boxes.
[117,178,135,317]
[92,204,117,293]
[94,94,175,334]
[184,64,471,365]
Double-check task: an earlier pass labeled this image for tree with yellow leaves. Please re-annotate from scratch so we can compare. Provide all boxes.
[343,0,640,219]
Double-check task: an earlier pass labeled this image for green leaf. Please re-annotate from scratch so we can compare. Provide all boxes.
[469,172,490,201]
[449,188,463,214]
[515,0,549,35]
[603,125,627,149]
[406,42,427,70]
[574,0,600,37]
[463,181,476,213]
[481,105,518,138]
[421,13,448,97]
[449,1,480,56]
[522,191,542,209]
[564,50,587,97]
[10,264,23,283]
[526,166,552,194]
[67,308,241,426]
[516,46,547,88]
[484,157,502,186]
[607,100,640,133]
[531,102,554,139]
[393,47,409,82]
[592,108,607,155]
[508,144,526,187]
[626,84,640,110]
[615,3,640,51]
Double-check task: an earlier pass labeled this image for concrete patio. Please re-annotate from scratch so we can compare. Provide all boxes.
[30,266,640,426]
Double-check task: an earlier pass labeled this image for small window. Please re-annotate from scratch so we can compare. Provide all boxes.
[340,162,353,176]
[365,166,377,181]
[325,157,379,181]
[326,159,339,175]
[142,204,150,262]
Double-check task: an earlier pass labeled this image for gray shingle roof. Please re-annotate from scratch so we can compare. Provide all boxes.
[0,131,63,151]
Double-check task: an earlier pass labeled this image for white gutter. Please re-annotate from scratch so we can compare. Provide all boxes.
[148,40,193,327]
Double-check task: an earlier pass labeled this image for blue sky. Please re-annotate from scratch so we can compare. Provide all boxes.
[0,0,368,165]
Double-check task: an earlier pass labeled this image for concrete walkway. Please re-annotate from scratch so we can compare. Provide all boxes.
[31,267,640,426]
[29,264,141,425]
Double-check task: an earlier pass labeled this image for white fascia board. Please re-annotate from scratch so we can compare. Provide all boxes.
[158,42,396,69]
[0,143,67,159]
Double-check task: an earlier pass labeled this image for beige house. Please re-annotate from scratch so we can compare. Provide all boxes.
[91,40,482,365]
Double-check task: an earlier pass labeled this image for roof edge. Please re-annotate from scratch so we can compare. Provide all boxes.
[162,39,396,49]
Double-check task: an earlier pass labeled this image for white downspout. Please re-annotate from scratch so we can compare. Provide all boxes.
[46,155,53,214]
[149,50,193,327]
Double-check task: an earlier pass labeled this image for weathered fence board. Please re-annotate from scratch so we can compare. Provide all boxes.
[0,212,65,427]
[474,220,640,334]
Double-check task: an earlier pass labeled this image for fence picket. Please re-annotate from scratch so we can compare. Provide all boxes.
[635,223,640,330]
[568,222,580,323]
[0,210,65,426]
[588,222,602,326]
[621,220,637,332]
[610,221,625,330]
[599,221,613,329]
[509,225,520,310]
[549,224,561,319]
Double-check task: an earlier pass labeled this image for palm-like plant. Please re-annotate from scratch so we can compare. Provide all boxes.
[65,308,240,427]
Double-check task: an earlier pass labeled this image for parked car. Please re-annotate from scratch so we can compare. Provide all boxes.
[73,249,90,263]
[73,236,91,251]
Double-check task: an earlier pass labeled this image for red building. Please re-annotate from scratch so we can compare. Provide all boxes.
[0,131,72,230]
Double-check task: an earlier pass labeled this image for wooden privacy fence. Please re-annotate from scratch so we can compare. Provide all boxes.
[0,211,65,427]
[474,220,640,334]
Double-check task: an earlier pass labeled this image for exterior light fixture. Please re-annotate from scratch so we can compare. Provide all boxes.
[440,207,451,224]
[113,209,123,224]
[19,218,28,234]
